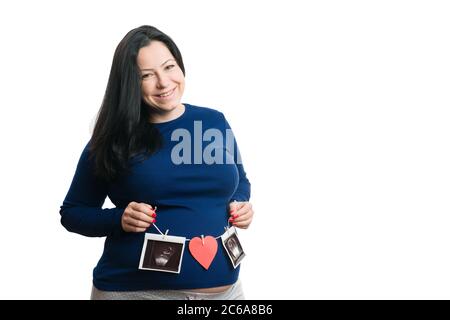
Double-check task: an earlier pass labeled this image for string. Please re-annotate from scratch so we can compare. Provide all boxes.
[150,201,236,242]
[151,222,232,241]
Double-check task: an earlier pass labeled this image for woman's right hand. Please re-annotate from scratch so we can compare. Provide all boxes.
[121,202,156,232]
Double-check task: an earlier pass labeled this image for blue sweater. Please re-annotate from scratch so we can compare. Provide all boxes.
[59,104,251,291]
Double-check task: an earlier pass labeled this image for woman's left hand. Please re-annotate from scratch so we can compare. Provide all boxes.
[228,201,254,229]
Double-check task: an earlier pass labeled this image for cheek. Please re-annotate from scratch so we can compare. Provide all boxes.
[141,84,153,97]
[175,73,185,89]
[174,68,185,83]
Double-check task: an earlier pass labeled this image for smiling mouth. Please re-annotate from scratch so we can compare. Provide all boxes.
[154,88,175,98]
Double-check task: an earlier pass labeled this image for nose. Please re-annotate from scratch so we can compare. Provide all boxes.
[156,73,170,89]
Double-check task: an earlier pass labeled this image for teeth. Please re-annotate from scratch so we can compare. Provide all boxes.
[158,89,174,97]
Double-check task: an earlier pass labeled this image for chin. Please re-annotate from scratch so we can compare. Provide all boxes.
[161,102,180,111]
[147,101,176,111]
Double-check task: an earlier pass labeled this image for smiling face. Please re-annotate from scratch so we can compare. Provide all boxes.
[137,40,185,122]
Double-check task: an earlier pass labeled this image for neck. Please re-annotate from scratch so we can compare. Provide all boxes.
[150,103,185,123]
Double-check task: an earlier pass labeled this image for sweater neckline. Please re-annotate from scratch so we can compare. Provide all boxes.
[151,103,190,128]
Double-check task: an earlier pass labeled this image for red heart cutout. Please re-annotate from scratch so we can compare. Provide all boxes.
[188,236,218,270]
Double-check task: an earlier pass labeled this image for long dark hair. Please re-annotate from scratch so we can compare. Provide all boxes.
[89,25,185,183]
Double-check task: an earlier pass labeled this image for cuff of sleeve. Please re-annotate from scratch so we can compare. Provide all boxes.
[111,208,126,237]
[230,195,249,202]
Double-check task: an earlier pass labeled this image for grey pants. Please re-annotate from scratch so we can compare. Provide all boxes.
[91,280,245,300]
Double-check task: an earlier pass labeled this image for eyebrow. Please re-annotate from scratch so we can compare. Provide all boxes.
[140,59,175,72]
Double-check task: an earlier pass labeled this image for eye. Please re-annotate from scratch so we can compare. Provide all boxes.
[142,73,154,79]
[166,64,175,70]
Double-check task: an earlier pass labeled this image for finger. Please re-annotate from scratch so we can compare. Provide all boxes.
[138,202,155,216]
[142,203,155,214]
[230,210,253,224]
[232,218,252,229]
[130,207,156,221]
[235,202,251,214]
[125,208,156,224]
[229,206,248,220]
[233,202,250,213]
[230,203,252,219]
[229,201,245,214]
[131,202,154,216]
[230,209,253,223]
[232,213,252,225]
[129,208,155,223]
[229,201,239,212]
[125,217,152,229]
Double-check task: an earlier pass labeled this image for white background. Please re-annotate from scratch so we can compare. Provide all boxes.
[0,0,449,299]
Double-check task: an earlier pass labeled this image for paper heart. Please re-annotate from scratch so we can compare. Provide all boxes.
[188,236,218,270]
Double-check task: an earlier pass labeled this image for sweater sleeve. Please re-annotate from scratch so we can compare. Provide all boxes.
[221,113,252,202]
[59,142,125,237]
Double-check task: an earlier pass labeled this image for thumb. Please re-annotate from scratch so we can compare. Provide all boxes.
[229,201,240,214]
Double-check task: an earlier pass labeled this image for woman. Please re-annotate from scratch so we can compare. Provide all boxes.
[59,25,254,300]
